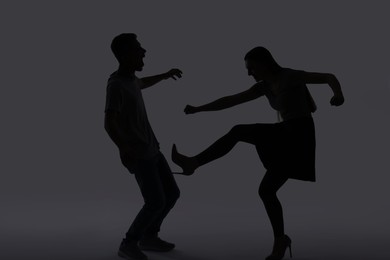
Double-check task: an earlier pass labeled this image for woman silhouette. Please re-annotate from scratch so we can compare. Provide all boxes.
[172,47,344,260]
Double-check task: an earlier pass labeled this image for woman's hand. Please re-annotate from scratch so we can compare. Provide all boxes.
[330,93,344,106]
[184,105,199,114]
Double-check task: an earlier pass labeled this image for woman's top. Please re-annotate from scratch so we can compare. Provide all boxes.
[263,68,316,122]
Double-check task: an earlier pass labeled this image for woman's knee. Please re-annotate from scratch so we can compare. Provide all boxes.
[258,183,279,202]
[228,124,247,140]
[230,124,243,133]
[258,186,272,201]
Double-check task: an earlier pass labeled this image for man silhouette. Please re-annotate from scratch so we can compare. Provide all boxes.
[104,33,182,260]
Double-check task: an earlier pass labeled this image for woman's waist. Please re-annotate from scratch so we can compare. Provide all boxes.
[279,113,313,124]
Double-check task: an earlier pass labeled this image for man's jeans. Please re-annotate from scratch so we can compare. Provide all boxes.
[123,152,180,241]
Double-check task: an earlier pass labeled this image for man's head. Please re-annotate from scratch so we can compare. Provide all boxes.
[111,33,146,71]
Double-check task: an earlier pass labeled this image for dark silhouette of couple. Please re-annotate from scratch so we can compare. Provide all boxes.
[104,33,344,260]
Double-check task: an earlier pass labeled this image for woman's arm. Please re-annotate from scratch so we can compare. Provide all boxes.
[296,71,344,106]
[185,81,265,114]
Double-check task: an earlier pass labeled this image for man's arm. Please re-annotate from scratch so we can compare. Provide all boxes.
[185,81,266,114]
[104,111,128,150]
[139,68,183,89]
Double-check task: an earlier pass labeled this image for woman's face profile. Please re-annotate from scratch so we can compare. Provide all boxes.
[245,59,267,82]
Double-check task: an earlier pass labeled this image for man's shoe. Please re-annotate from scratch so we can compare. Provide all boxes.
[139,237,175,252]
[118,239,148,260]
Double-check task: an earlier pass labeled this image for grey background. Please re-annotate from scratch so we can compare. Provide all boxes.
[1,1,389,259]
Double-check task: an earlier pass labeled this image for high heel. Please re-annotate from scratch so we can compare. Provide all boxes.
[171,144,196,175]
[265,235,292,260]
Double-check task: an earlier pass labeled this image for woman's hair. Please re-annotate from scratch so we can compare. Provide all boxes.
[111,33,138,61]
[245,46,281,69]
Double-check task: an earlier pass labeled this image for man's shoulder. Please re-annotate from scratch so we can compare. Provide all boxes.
[108,72,139,88]
[107,77,122,88]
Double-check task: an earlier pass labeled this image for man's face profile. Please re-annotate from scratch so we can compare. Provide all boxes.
[122,40,146,71]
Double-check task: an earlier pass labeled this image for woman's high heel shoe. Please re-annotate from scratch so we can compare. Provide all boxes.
[265,235,292,260]
[171,144,196,175]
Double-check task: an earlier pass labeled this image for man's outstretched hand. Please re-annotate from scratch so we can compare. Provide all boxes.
[164,69,183,80]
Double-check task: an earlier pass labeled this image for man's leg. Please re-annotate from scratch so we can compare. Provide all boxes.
[139,153,180,251]
[125,158,166,242]
[119,157,165,260]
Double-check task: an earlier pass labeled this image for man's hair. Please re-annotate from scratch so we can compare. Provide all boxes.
[245,46,280,69]
[111,33,138,61]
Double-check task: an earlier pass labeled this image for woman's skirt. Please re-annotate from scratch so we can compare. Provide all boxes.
[255,116,316,182]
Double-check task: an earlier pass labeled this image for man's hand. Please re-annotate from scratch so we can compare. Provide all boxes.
[164,69,183,80]
[330,93,344,106]
[140,69,183,89]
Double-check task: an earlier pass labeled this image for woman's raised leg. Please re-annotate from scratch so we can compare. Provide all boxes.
[172,124,267,174]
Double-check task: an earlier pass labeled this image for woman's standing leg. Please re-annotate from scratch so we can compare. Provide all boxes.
[258,171,288,237]
[259,171,292,259]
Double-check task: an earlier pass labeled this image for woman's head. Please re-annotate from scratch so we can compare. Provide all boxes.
[245,46,281,81]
